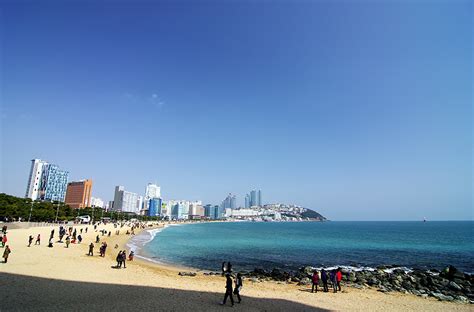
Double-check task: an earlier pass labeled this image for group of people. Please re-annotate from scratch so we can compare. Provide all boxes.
[219,262,243,307]
[311,268,343,293]
[115,250,128,268]
[1,226,11,263]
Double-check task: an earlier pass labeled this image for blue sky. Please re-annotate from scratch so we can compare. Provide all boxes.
[1,1,472,220]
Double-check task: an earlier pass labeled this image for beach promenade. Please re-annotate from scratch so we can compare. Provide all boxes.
[0,223,470,312]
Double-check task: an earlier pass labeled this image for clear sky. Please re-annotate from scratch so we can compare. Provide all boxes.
[1,0,472,220]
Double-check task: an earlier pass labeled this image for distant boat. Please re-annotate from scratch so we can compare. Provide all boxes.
[423,217,427,222]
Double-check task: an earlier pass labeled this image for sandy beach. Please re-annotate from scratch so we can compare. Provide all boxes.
[0,222,470,312]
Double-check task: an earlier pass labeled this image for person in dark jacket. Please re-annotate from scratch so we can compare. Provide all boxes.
[321,269,328,292]
[88,243,94,256]
[221,274,234,306]
[121,250,127,268]
[116,251,123,268]
[234,273,243,303]
[330,270,337,293]
[227,262,232,274]
[28,235,34,247]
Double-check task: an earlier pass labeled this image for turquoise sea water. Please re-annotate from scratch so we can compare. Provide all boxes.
[133,221,474,273]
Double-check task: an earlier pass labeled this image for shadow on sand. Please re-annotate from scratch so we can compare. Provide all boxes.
[0,272,329,311]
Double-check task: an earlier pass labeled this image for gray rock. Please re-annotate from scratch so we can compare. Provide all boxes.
[431,292,454,301]
[178,272,197,277]
[448,281,462,291]
[455,296,469,303]
[298,277,311,286]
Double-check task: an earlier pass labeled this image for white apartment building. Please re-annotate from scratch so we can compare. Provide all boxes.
[112,186,140,214]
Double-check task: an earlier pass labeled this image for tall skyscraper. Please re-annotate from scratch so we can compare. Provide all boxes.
[245,194,250,208]
[247,189,262,207]
[65,179,93,209]
[112,186,140,213]
[145,183,161,198]
[148,198,162,217]
[221,193,237,210]
[25,159,47,200]
[25,159,69,201]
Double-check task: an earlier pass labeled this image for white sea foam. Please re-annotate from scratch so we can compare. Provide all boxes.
[126,225,169,254]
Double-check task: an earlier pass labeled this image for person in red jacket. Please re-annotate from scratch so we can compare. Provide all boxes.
[311,270,320,293]
[336,268,343,291]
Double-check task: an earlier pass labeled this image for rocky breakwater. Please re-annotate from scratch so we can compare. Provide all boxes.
[244,266,473,304]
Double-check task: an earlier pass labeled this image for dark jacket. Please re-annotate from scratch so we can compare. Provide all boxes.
[226,277,233,291]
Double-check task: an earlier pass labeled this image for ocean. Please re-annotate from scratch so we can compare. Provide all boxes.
[129,221,474,273]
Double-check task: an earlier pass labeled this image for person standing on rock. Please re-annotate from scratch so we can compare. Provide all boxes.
[3,245,11,263]
[312,270,320,293]
[330,270,337,293]
[321,269,328,292]
[221,273,234,307]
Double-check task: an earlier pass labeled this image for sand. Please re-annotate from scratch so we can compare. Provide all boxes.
[0,222,470,312]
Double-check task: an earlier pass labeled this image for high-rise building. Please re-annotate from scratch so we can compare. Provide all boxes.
[112,186,140,213]
[167,200,202,220]
[145,183,161,199]
[245,194,250,208]
[204,204,220,219]
[25,159,69,202]
[148,198,162,217]
[65,179,93,209]
[247,189,262,207]
[25,159,48,200]
[143,183,161,212]
[221,193,237,210]
[90,197,105,208]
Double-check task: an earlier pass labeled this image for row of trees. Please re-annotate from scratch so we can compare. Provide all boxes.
[0,193,160,222]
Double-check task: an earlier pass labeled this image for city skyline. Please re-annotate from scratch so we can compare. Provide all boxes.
[1,2,472,220]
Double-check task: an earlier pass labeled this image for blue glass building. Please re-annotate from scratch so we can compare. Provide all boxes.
[148,198,162,217]
[40,164,69,202]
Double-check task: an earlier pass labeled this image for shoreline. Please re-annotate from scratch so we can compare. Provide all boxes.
[0,222,471,311]
[127,220,474,275]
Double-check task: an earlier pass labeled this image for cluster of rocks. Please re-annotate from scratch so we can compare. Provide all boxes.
[178,271,197,277]
[240,266,473,304]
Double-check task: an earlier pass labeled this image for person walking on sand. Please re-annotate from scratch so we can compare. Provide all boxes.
[3,245,11,263]
[336,268,343,291]
[2,234,7,247]
[128,251,134,261]
[221,274,234,306]
[121,250,127,268]
[234,273,243,303]
[65,236,71,248]
[312,270,320,293]
[28,235,34,247]
[88,243,94,256]
[96,235,100,243]
[48,237,53,248]
[321,269,328,292]
[116,251,123,268]
[35,234,41,245]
